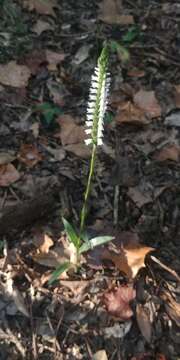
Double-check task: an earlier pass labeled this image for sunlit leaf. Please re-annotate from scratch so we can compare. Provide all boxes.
[48,261,70,284]
[62,217,79,249]
[79,236,114,254]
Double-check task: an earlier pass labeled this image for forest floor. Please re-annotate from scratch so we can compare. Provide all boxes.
[0,0,179,359]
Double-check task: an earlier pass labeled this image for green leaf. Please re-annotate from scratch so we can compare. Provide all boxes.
[122,26,139,44]
[109,40,130,64]
[48,262,70,284]
[62,217,79,249]
[33,102,62,126]
[79,236,114,254]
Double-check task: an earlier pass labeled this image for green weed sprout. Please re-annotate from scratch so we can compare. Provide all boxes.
[49,45,114,284]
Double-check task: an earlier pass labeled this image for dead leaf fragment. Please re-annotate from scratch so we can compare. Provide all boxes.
[99,0,134,25]
[46,50,65,71]
[104,285,136,320]
[115,101,149,125]
[0,61,30,87]
[136,303,152,343]
[64,143,91,158]
[22,0,58,16]
[128,186,152,207]
[133,90,161,118]
[18,144,43,167]
[103,321,132,338]
[0,164,20,187]
[0,152,16,165]
[154,144,180,162]
[32,20,52,35]
[33,232,54,253]
[57,115,85,145]
[93,350,108,360]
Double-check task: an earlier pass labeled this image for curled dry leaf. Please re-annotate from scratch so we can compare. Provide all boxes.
[161,290,180,326]
[136,303,152,343]
[18,144,43,167]
[154,144,180,162]
[33,232,54,253]
[99,0,134,25]
[103,284,136,320]
[0,61,30,87]
[133,90,161,118]
[0,164,20,187]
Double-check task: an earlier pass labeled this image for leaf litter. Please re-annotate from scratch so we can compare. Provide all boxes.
[0,0,180,359]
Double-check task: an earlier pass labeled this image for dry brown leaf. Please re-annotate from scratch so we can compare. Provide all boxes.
[154,144,180,162]
[104,285,136,320]
[102,245,154,278]
[127,186,152,208]
[0,152,16,165]
[46,50,65,71]
[161,290,180,326]
[6,277,29,317]
[64,143,91,159]
[99,0,134,25]
[93,350,108,360]
[33,232,54,253]
[133,90,161,118]
[32,19,52,35]
[18,144,43,167]
[0,61,30,87]
[0,164,20,187]
[136,303,152,343]
[23,49,46,75]
[115,101,149,125]
[60,280,89,296]
[127,69,145,78]
[57,115,86,145]
[22,0,58,16]
[174,84,180,108]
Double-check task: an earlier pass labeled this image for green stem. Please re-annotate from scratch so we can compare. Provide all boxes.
[79,143,97,243]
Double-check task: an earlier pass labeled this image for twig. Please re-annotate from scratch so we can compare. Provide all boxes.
[113,185,120,225]
[151,255,180,282]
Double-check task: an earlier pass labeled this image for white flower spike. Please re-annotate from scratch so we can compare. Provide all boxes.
[85,46,110,146]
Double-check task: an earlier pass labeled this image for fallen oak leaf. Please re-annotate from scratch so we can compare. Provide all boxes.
[99,0,134,25]
[103,284,136,320]
[0,164,20,187]
[133,90,161,119]
[102,245,154,278]
[115,101,149,125]
[22,0,58,16]
[153,144,180,162]
[56,114,86,145]
[0,61,30,87]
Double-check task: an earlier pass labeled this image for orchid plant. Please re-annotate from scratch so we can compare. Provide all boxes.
[49,45,114,284]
